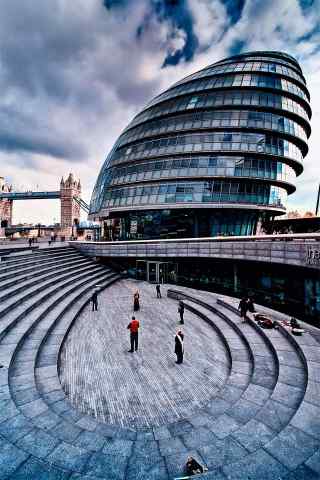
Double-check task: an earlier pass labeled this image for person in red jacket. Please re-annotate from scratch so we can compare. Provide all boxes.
[127,316,140,352]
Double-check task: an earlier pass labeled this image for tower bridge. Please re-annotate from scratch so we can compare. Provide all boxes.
[0,173,89,237]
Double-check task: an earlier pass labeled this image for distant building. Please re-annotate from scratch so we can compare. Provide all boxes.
[0,177,13,236]
[263,216,320,234]
[60,174,81,238]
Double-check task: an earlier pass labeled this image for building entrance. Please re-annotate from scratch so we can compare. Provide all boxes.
[136,260,177,284]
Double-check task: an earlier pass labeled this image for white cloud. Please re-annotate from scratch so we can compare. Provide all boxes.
[0,0,319,224]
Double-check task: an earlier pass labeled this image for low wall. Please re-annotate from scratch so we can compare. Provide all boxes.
[71,233,320,271]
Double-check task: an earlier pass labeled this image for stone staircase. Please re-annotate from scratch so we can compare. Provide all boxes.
[0,255,319,480]
[0,246,121,479]
[167,289,320,480]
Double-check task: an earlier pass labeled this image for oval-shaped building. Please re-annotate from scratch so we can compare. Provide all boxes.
[90,51,311,240]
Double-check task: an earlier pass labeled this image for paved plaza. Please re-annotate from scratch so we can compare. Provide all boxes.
[59,280,230,428]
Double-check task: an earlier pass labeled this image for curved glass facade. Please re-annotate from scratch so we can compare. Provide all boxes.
[90,51,311,240]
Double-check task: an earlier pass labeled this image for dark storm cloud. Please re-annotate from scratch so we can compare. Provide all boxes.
[228,39,246,56]
[221,0,246,25]
[154,0,199,66]
[299,0,315,12]
[104,0,129,8]
[0,107,86,160]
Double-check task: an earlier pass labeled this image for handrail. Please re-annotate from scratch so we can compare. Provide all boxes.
[71,232,320,246]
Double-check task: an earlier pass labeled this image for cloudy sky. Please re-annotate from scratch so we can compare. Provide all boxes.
[1,0,319,224]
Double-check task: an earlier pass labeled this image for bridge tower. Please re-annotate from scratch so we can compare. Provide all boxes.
[60,173,81,238]
[0,177,13,237]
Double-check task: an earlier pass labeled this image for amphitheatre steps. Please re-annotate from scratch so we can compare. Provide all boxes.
[0,253,318,479]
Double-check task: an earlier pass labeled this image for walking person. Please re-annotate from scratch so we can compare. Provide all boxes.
[127,316,140,352]
[178,301,185,324]
[28,237,32,248]
[175,329,184,364]
[238,296,248,322]
[156,284,161,298]
[91,290,98,311]
[133,290,140,311]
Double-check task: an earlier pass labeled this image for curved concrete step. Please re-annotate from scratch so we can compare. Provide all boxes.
[0,256,91,292]
[216,297,319,479]
[0,265,106,357]
[0,253,90,282]
[168,290,280,439]
[0,247,75,265]
[166,289,311,479]
[0,258,97,301]
[0,271,122,479]
[0,251,82,274]
[0,277,318,480]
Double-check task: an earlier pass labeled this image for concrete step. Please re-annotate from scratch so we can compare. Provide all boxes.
[0,253,90,282]
[167,290,281,438]
[0,249,81,270]
[0,258,96,300]
[0,257,91,291]
[0,265,107,351]
[0,261,105,316]
[1,246,73,262]
[0,269,122,478]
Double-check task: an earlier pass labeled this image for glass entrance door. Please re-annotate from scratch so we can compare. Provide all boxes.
[147,262,158,283]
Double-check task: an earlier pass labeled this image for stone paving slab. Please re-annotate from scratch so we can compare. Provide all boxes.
[8,456,70,480]
[59,280,230,428]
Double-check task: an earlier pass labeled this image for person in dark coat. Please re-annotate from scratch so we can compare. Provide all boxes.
[127,316,140,352]
[186,457,205,476]
[28,238,32,247]
[175,330,184,364]
[133,290,140,311]
[178,301,185,324]
[238,297,248,321]
[91,290,98,311]
[247,297,255,313]
[156,284,161,298]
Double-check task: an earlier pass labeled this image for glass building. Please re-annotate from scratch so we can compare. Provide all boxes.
[90,51,311,240]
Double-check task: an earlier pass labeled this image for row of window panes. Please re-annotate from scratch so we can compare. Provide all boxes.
[118,109,308,148]
[127,90,310,132]
[110,132,303,166]
[207,55,303,77]
[146,74,308,110]
[104,182,286,208]
[173,61,306,90]
[108,156,295,185]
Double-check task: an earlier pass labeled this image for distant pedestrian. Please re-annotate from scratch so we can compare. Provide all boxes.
[156,284,161,298]
[91,290,98,311]
[127,316,140,352]
[133,290,140,311]
[247,297,255,313]
[28,238,32,247]
[178,301,184,324]
[175,330,184,364]
[238,297,248,321]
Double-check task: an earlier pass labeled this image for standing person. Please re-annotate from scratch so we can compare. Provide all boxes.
[238,296,248,321]
[247,297,255,314]
[91,290,98,311]
[178,301,185,324]
[127,316,140,352]
[156,284,161,298]
[175,330,184,364]
[133,290,140,311]
[28,237,32,247]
